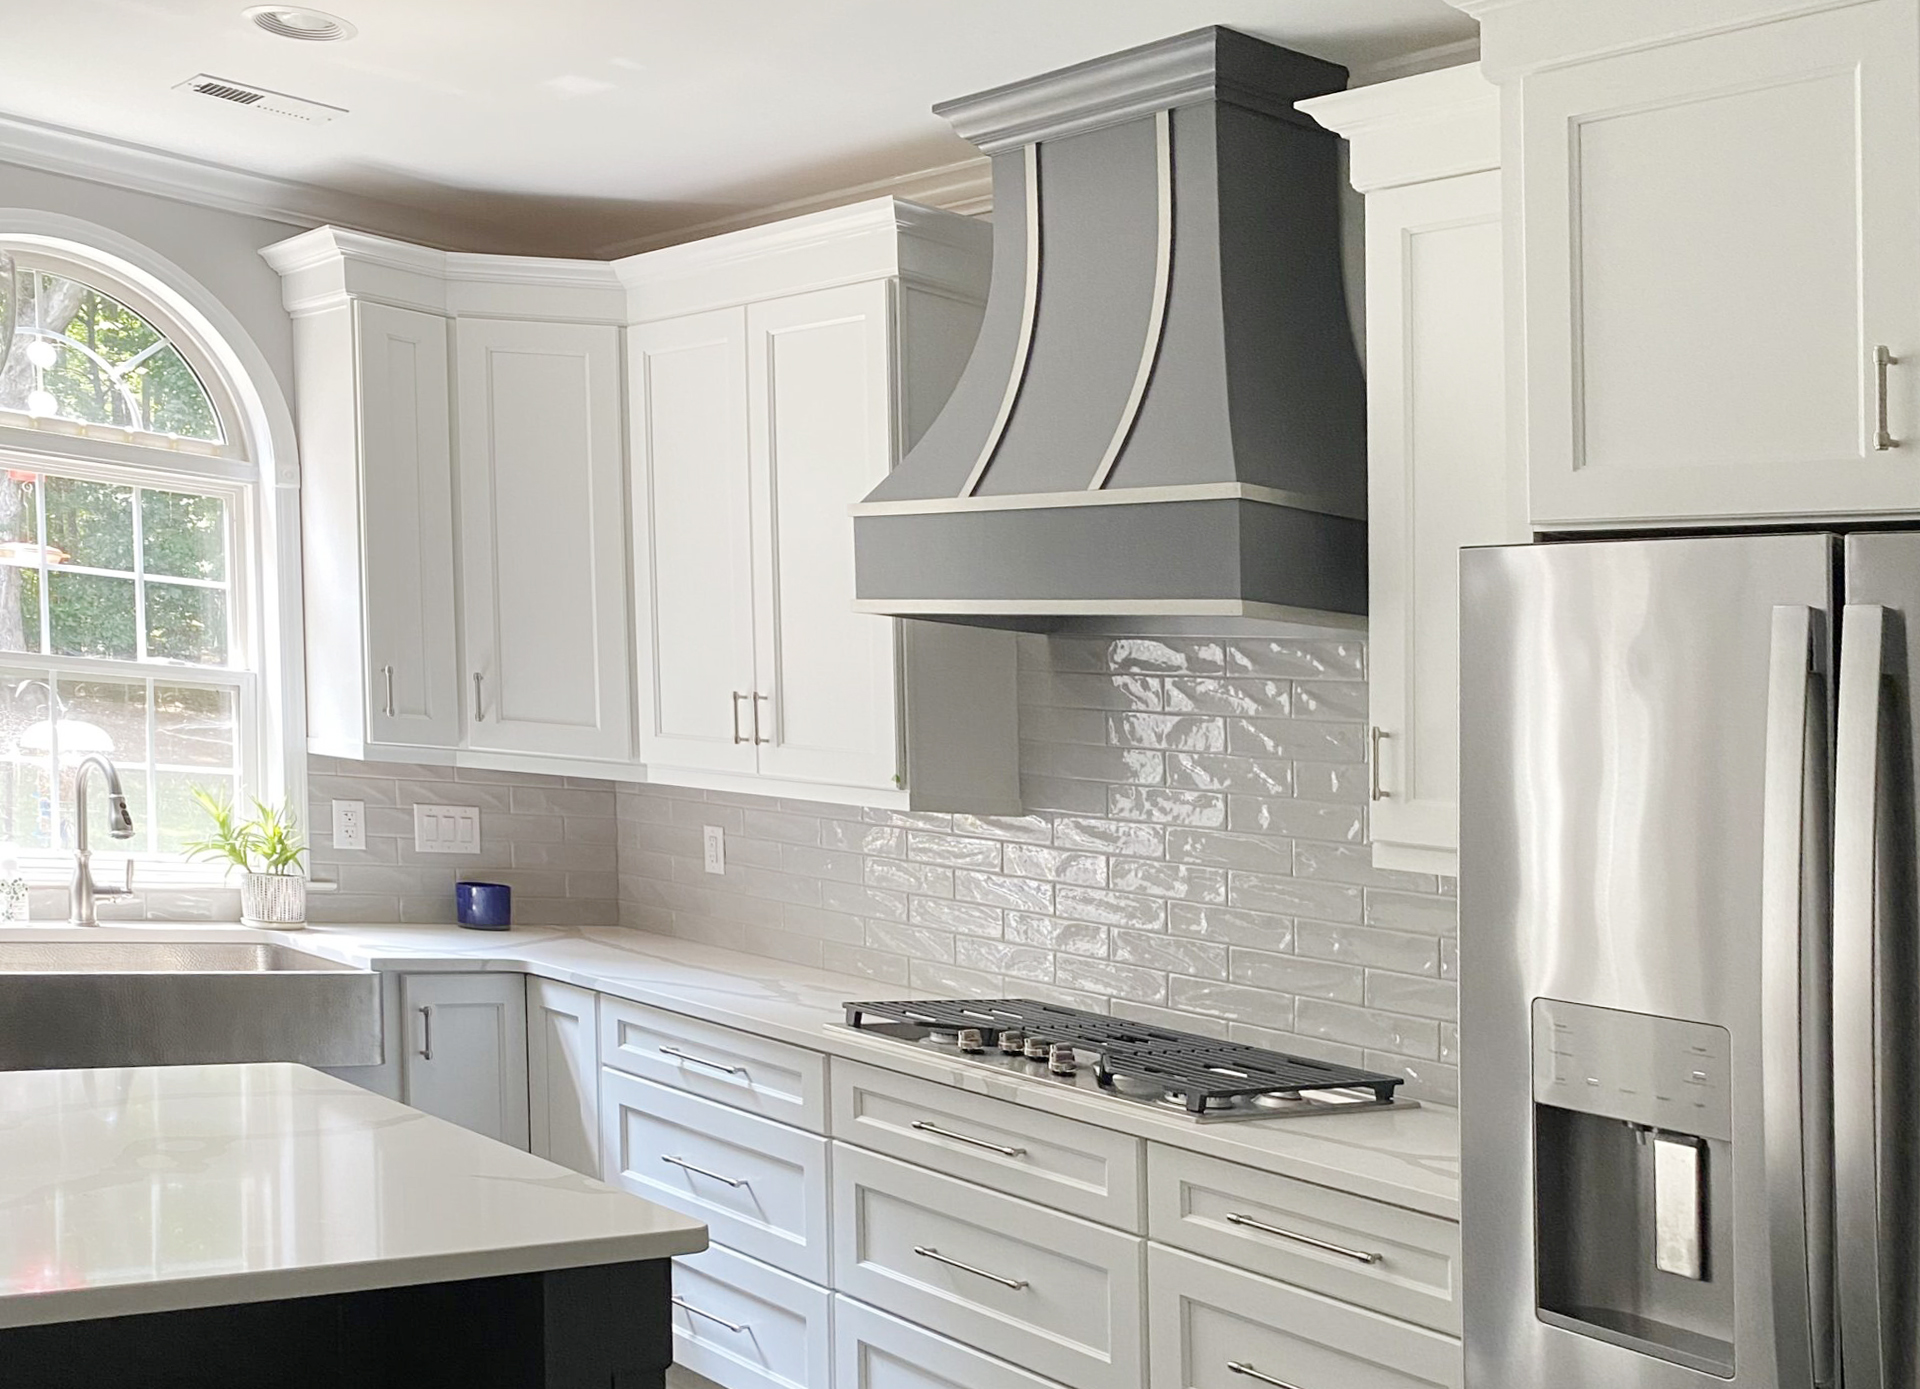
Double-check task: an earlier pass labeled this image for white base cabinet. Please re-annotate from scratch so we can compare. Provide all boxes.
[527,977,599,1176]
[1301,66,1520,876]
[834,1296,1065,1389]
[623,200,1020,810]
[667,1244,831,1389]
[400,972,529,1149]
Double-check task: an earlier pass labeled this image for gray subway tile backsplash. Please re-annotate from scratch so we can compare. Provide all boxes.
[311,629,1459,1106]
[614,631,1460,1102]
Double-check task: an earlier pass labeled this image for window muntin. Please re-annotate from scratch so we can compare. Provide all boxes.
[0,263,224,444]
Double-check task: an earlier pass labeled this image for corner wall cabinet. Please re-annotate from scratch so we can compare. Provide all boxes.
[265,228,634,777]
[621,203,1021,810]
[1301,65,1520,876]
[1452,0,1920,527]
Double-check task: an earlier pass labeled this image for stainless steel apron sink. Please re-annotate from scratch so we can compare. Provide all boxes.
[0,939,383,1070]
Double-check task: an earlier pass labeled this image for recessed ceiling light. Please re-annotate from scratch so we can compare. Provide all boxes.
[243,6,356,42]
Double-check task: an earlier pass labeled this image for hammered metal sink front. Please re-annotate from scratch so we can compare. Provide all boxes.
[0,938,382,1070]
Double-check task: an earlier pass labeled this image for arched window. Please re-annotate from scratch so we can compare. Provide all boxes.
[0,239,286,871]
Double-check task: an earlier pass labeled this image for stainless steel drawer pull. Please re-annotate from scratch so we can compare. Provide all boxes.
[752,691,771,745]
[1228,1362,1300,1388]
[912,1245,1028,1290]
[1876,345,1899,451]
[417,1005,432,1060]
[1226,1212,1383,1265]
[658,1044,745,1077]
[910,1120,1027,1158]
[381,664,395,718]
[661,1155,748,1188]
[671,1297,746,1334]
[1369,725,1387,801]
[472,671,485,721]
[732,692,749,745]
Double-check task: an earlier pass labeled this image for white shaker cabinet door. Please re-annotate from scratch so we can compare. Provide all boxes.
[527,977,599,1177]
[456,317,632,761]
[628,308,760,775]
[1366,170,1515,875]
[1521,1,1920,526]
[354,301,462,750]
[746,280,903,792]
[401,972,530,1150]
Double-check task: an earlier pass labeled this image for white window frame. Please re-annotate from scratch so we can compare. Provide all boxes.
[0,216,306,886]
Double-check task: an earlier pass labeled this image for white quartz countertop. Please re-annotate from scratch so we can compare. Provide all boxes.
[0,1061,707,1329]
[0,922,1462,1220]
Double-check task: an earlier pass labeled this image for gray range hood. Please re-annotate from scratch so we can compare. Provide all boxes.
[852,27,1367,627]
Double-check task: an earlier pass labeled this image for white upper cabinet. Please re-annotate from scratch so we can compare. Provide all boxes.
[262,243,464,762]
[358,304,463,751]
[1458,0,1920,527]
[266,227,634,776]
[747,280,901,790]
[621,199,1021,810]
[627,307,759,776]
[1302,65,1519,876]
[456,317,631,763]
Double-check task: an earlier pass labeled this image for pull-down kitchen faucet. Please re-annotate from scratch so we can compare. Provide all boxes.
[70,754,136,927]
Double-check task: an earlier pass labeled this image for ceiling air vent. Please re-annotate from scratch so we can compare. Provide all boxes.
[174,74,346,123]
[243,6,357,42]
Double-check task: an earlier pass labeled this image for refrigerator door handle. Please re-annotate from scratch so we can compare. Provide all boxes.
[1834,603,1892,1389]
[1762,605,1833,1389]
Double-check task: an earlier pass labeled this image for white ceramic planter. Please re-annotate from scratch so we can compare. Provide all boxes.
[241,872,306,929]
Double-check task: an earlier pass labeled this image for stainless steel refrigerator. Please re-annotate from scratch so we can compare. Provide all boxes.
[1460,531,1920,1389]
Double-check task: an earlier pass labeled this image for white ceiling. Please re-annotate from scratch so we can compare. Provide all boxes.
[6,0,1478,256]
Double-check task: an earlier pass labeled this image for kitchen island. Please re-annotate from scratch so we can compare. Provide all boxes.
[0,1061,707,1388]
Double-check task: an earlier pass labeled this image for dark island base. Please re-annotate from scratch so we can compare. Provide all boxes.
[0,1258,673,1389]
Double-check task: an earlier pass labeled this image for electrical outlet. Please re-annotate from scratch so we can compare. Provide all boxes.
[414,804,481,855]
[702,825,725,875]
[331,799,366,851]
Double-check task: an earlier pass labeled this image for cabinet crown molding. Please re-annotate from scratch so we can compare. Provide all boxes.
[1297,64,1499,191]
[262,225,626,321]
[615,195,991,323]
[1447,0,1875,79]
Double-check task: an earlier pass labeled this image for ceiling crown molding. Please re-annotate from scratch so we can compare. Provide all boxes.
[0,109,487,249]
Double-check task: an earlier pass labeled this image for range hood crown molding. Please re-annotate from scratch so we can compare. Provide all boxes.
[935,25,1347,154]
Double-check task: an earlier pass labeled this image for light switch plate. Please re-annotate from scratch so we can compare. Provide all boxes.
[702,825,725,874]
[331,799,366,851]
[414,804,481,855]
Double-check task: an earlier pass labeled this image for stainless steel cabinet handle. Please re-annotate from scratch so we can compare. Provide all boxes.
[417,1005,432,1061]
[1760,605,1831,1386]
[752,692,771,745]
[910,1120,1027,1158]
[472,671,485,721]
[658,1044,745,1077]
[381,664,395,718]
[912,1245,1028,1290]
[1225,1212,1383,1264]
[731,692,749,745]
[671,1297,746,1334]
[1369,726,1387,801]
[1875,345,1899,450]
[1228,1363,1301,1388]
[661,1154,747,1188]
[1835,603,1891,1389]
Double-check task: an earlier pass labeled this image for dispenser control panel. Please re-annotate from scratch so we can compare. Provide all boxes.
[1531,998,1731,1141]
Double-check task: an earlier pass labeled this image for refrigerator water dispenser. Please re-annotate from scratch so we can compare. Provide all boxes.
[1531,999,1736,1377]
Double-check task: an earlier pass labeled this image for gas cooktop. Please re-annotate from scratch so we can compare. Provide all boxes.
[839,998,1415,1123]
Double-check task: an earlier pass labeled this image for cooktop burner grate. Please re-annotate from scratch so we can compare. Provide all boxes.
[842,997,1403,1112]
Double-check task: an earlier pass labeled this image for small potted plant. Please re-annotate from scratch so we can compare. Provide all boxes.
[185,789,309,928]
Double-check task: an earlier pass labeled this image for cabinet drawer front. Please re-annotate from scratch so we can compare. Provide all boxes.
[670,1244,829,1389]
[599,997,826,1131]
[1147,1145,1459,1334]
[1150,1246,1460,1389]
[834,1296,1069,1389]
[602,1069,829,1283]
[831,1059,1142,1230]
[832,1143,1143,1389]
